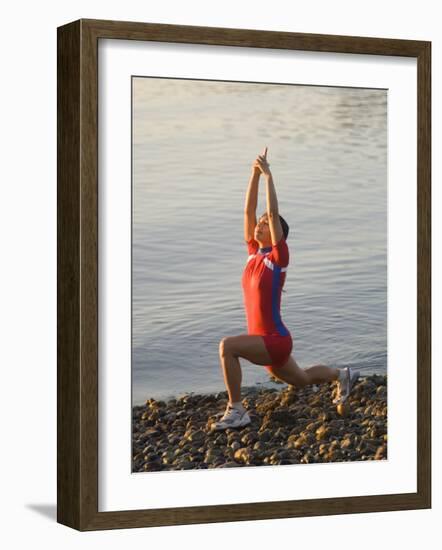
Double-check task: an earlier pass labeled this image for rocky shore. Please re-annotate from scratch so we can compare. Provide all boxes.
[132,374,387,472]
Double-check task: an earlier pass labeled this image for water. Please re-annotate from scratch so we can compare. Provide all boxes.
[132,78,387,405]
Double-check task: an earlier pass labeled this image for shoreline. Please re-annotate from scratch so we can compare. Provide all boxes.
[132,374,387,471]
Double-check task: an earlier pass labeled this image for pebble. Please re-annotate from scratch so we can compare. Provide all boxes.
[132,374,388,471]
[337,403,349,417]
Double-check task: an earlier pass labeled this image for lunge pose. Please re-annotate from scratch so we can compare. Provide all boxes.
[213,147,359,430]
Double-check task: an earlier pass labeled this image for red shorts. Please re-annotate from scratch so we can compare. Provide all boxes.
[262,333,293,369]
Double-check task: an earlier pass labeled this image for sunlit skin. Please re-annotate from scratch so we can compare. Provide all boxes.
[218,147,339,406]
[254,213,272,248]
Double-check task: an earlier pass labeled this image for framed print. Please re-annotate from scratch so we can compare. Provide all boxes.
[57,19,431,530]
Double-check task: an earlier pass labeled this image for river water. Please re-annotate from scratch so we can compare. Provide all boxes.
[132,77,387,405]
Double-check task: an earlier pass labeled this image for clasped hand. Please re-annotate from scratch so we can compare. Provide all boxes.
[252,146,272,178]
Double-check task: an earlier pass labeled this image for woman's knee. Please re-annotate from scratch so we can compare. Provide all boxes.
[219,335,246,358]
[219,336,233,357]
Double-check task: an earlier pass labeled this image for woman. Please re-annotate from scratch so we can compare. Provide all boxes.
[213,147,360,431]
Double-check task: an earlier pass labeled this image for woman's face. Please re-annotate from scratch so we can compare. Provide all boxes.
[254,213,272,244]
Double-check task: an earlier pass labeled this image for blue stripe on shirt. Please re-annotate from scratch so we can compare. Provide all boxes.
[271,265,289,336]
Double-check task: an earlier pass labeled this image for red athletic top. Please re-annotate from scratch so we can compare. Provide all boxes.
[241,235,290,337]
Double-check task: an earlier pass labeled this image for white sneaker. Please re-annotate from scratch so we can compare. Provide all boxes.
[213,404,251,431]
[333,367,360,404]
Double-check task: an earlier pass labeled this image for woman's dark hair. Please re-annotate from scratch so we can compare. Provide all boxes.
[260,212,290,239]
[279,215,289,240]
[279,215,290,294]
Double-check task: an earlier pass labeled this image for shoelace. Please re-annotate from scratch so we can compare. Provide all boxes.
[334,376,344,404]
[221,405,240,421]
[335,370,351,403]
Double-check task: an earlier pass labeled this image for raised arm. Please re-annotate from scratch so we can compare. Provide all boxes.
[256,147,283,245]
[243,158,261,242]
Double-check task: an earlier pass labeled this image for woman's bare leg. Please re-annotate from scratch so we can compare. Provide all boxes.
[304,363,339,384]
[267,355,339,387]
[219,335,273,403]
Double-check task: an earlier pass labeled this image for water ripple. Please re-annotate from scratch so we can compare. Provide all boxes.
[132,79,387,403]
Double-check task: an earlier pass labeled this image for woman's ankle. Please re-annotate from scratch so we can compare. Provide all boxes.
[229,400,245,412]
